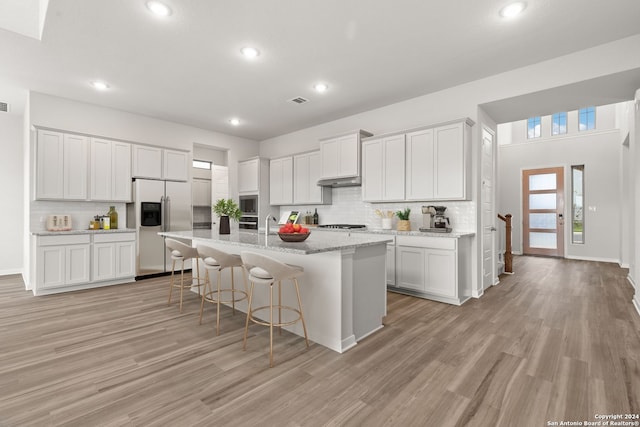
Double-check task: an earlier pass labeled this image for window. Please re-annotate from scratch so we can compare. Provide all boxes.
[551,112,567,135]
[527,116,541,138]
[578,107,595,131]
[193,159,211,170]
[571,165,584,244]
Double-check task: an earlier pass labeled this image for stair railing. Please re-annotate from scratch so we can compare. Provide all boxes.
[497,214,513,274]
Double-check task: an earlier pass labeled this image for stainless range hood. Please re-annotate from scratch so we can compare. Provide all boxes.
[317,176,362,187]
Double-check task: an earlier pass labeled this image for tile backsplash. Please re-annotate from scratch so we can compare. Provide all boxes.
[30,201,127,231]
[279,187,476,232]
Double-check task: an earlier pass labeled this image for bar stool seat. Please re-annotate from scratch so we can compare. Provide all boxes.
[240,251,309,367]
[197,246,248,335]
[165,238,203,313]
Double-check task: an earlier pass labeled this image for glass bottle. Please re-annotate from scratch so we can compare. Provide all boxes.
[108,206,118,229]
[313,208,319,225]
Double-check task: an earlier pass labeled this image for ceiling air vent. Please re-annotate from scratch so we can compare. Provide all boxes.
[0,102,8,113]
[289,96,308,104]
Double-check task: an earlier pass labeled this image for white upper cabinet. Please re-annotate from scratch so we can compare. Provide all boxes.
[163,149,189,182]
[90,138,131,202]
[238,158,260,194]
[132,145,188,181]
[293,151,331,205]
[406,119,471,201]
[269,157,293,205]
[362,134,405,202]
[192,178,212,206]
[36,130,88,200]
[319,130,372,181]
[211,165,229,202]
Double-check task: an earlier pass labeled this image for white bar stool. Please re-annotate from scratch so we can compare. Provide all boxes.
[240,251,309,367]
[165,238,202,313]
[197,245,248,335]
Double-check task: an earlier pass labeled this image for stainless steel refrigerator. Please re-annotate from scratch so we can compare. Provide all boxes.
[127,178,192,278]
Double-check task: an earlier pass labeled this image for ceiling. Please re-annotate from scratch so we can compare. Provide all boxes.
[1,0,639,140]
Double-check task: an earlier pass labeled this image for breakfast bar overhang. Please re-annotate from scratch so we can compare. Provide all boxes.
[159,230,392,353]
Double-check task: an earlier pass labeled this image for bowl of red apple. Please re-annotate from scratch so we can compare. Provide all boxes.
[278,223,311,242]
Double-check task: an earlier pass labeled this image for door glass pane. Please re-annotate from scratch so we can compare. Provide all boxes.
[572,165,584,244]
[530,232,557,249]
[529,193,557,209]
[529,173,556,191]
[529,213,556,229]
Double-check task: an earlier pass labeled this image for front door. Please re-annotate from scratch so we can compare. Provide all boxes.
[523,167,565,257]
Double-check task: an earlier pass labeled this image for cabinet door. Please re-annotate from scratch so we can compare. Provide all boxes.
[164,149,189,181]
[132,145,163,179]
[92,243,116,282]
[319,138,339,179]
[37,245,65,288]
[63,134,88,200]
[212,165,229,202]
[362,139,383,201]
[424,249,456,297]
[115,241,136,278]
[192,178,211,206]
[112,142,132,201]
[66,244,90,285]
[293,153,310,203]
[270,157,293,205]
[383,135,406,200]
[337,134,359,177]
[36,130,64,199]
[405,129,434,200]
[307,151,324,203]
[238,159,259,193]
[396,246,425,291]
[434,122,465,199]
[90,138,113,201]
[386,244,396,286]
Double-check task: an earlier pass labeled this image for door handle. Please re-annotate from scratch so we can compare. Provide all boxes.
[490,227,497,231]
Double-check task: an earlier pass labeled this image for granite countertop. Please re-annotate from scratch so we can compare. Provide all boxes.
[298,226,475,238]
[160,229,393,255]
[32,228,136,236]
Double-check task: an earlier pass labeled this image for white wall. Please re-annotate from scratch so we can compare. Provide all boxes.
[0,112,24,275]
[631,89,640,314]
[497,105,624,263]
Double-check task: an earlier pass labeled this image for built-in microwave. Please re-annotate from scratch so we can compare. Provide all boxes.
[239,195,258,215]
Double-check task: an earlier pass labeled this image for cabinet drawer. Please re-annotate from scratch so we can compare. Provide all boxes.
[396,235,455,250]
[94,232,136,243]
[39,234,90,246]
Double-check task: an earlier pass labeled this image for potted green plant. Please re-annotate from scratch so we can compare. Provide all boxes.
[396,207,411,231]
[212,198,242,234]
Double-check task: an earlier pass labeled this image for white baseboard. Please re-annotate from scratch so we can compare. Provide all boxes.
[472,289,484,298]
[628,275,637,290]
[564,255,620,264]
[633,296,640,318]
[0,268,23,277]
[620,262,630,269]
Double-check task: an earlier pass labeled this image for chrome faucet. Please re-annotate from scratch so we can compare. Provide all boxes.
[265,215,277,238]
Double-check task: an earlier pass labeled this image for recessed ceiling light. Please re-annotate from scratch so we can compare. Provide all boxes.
[229,118,240,126]
[90,81,110,91]
[146,1,172,16]
[240,47,260,59]
[499,2,527,18]
[313,83,329,93]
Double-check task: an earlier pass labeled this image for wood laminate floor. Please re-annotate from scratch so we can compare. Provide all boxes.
[1,256,639,427]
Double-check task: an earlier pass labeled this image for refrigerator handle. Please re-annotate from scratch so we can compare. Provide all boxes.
[165,196,171,232]
[160,196,166,232]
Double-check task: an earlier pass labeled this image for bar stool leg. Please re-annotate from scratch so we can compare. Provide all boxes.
[195,258,201,296]
[199,269,210,325]
[168,258,176,306]
[243,281,255,350]
[230,268,236,314]
[179,259,186,313]
[269,282,274,368]
[293,278,309,348]
[278,281,282,336]
[216,269,222,336]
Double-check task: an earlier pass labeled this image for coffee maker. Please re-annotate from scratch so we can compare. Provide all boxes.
[420,206,451,232]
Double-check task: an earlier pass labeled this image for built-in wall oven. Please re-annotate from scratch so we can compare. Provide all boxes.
[239,195,259,230]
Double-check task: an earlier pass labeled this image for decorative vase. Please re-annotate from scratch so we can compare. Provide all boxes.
[397,219,411,231]
[381,218,392,230]
[219,215,230,234]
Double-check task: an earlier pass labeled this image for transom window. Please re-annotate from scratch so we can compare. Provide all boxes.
[578,107,595,131]
[527,116,541,139]
[552,112,567,135]
[193,159,212,170]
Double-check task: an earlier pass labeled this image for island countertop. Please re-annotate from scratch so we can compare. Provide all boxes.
[159,229,393,255]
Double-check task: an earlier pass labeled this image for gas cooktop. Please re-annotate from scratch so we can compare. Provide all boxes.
[317,224,367,229]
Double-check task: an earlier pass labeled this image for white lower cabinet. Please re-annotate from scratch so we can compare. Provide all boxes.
[37,235,90,290]
[34,232,136,295]
[392,235,472,305]
[386,243,396,286]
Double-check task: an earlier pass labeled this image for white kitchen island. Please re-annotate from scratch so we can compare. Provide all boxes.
[159,229,392,353]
